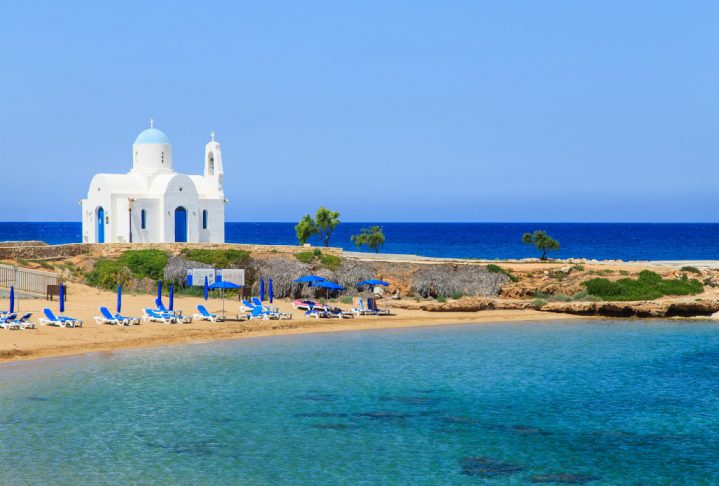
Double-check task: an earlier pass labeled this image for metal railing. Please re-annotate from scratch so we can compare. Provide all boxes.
[0,264,60,295]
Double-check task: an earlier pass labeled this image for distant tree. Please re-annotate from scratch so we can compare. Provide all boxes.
[295,214,316,245]
[314,207,340,247]
[351,226,385,253]
[522,230,560,260]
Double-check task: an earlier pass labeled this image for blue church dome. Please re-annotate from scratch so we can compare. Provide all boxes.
[134,128,170,145]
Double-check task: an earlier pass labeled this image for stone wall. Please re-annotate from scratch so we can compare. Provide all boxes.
[0,241,342,261]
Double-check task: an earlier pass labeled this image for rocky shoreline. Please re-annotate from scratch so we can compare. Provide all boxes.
[389,297,719,319]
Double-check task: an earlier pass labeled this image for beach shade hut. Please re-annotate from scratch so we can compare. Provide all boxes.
[259,277,265,301]
[203,276,209,301]
[157,281,163,307]
[116,285,122,314]
[9,286,14,314]
[169,284,175,311]
[269,278,274,304]
[59,283,65,313]
[209,281,242,316]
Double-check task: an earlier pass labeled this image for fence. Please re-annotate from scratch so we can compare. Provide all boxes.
[0,264,61,296]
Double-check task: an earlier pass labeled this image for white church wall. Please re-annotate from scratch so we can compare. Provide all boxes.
[130,199,162,243]
[198,200,225,243]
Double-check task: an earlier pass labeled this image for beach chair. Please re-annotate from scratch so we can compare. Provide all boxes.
[155,299,182,317]
[305,304,328,319]
[143,308,177,324]
[15,312,36,329]
[352,298,374,316]
[0,312,19,330]
[115,312,140,325]
[193,304,224,322]
[240,300,256,312]
[96,306,127,325]
[247,306,271,320]
[326,307,354,319]
[40,308,82,328]
[367,298,391,316]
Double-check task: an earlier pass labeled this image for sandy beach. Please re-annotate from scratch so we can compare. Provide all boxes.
[0,283,577,364]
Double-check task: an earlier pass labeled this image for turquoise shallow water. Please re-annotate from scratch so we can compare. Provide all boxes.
[1,320,719,485]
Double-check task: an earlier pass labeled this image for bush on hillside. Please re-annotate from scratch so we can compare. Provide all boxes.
[180,248,250,268]
[320,254,342,271]
[294,252,315,264]
[583,270,703,301]
[85,259,133,290]
[681,266,701,274]
[118,249,168,280]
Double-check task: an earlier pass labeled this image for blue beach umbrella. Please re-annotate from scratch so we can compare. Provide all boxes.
[59,283,65,313]
[269,278,274,304]
[259,278,265,301]
[203,276,209,301]
[314,281,344,290]
[157,281,163,306]
[357,279,390,287]
[169,284,175,311]
[209,281,242,316]
[117,285,122,314]
[293,275,326,286]
[9,286,14,314]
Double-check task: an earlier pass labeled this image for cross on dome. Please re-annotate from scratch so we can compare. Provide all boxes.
[150,117,155,128]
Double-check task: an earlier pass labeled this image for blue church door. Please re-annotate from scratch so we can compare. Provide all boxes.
[174,207,187,242]
[97,207,105,243]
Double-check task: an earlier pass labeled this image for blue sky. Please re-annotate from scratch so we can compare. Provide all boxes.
[0,1,717,222]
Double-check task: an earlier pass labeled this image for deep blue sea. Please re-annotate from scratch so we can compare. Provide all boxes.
[2,222,719,260]
[1,320,718,484]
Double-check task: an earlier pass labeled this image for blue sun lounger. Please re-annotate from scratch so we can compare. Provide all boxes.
[193,304,224,322]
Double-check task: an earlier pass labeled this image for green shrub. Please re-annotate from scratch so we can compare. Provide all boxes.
[572,264,585,271]
[118,249,168,280]
[181,248,250,268]
[681,266,701,274]
[550,294,571,302]
[340,296,353,305]
[451,291,463,300]
[436,295,447,303]
[320,254,342,271]
[294,252,315,264]
[532,298,547,309]
[486,264,519,282]
[86,259,132,290]
[583,270,703,301]
[313,248,322,257]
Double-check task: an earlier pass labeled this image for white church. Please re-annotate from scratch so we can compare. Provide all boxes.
[81,121,226,244]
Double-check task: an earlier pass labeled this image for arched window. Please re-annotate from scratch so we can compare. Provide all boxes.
[208,152,215,175]
[141,209,146,229]
[202,209,208,229]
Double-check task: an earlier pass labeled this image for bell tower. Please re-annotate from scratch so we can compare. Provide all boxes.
[204,131,224,194]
